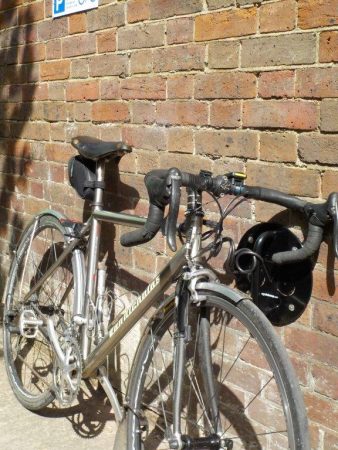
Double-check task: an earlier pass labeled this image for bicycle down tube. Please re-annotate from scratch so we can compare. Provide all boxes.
[82,244,186,378]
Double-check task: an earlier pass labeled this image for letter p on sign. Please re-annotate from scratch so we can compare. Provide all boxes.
[54,0,65,14]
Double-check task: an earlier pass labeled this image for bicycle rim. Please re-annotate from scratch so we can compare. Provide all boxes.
[3,215,76,410]
[126,294,309,450]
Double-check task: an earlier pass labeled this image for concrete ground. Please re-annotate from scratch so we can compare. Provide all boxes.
[0,324,118,450]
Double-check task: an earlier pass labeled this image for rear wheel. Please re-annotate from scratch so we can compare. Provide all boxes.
[125,292,309,449]
[3,214,81,410]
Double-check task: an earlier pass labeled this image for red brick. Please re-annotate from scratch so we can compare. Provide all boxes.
[43,102,68,122]
[304,391,338,431]
[136,149,160,175]
[127,0,150,23]
[87,3,125,32]
[0,9,17,28]
[68,12,86,34]
[38,17,68,40]
[195,7,257,41]
[195,72,256,99]
[242,33,316,67]
[71,58,89,78]
[46,39,61,60]
[167,75,194,99]
[97,29,116,53]
[247,161,320,197]
[49,164,65,183]
[296,67,338,98]
[118,22,165,50]
[298,0,338,29]
[100,79,120,100]
[260,132,297,162]
[43,144,71,164]
[21,122,50,141]
[209,100,241,128]
[62,35,96,58]
[19,42,45,63]
[24,198,49,215]
[314,301,338,337]
[150,0,203,19]
[313,269,338,303]
[153,45,205,73]
[260,0,296,33]
[121,76,166,100]
[321,99,338,132]
[22,83,49,102]
[66,81,99,101]
[40,60,70,80]
[157,101,208,126]
[122,125,166,151]
[73,103,92,122]
[167,17,194,45]
[208,41,239,69]
[168,128,194,154]
[286,326,338,367]
[324,430,338,450]
[0,0,22,11]
[243,100,318,130]
[322,170,338,198]
[299,133,338,165]
[130,50,153,74]
[258,71,295,99]
[92,102,129,123]
[89,54,128,77]
[207,0,234,8]
[159,152,213,175]
[195,130,258,159]
[312,363,338,400]
[18,1,44,25]
[320,31,338,63]
[131,101,156,125]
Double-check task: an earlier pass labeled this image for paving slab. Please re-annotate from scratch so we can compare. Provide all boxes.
[0,325,118,450]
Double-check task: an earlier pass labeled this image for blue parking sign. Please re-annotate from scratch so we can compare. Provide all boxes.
[53,0,98,18]
[53,0,65,15]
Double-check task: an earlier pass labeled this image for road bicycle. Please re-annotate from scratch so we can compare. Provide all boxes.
[2,136,338,450]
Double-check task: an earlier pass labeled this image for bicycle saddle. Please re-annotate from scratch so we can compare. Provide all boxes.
[71,136,132,161]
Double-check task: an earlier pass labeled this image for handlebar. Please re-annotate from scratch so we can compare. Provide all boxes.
[120,168,338,264]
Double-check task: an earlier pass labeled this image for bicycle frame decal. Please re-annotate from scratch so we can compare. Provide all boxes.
[82,246,186,377]
[109,276,160,337]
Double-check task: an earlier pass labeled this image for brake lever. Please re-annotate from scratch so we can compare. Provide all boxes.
[327,192,338,259]
[166,168,182,252]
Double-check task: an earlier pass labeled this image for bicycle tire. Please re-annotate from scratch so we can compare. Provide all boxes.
[124,290,309,450]
[3,213,81,411]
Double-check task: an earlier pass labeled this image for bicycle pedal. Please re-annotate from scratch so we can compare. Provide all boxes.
[19,309,43,339]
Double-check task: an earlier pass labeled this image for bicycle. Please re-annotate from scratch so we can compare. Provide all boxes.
[2,136,338,450]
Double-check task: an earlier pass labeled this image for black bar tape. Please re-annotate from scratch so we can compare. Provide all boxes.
[272,224,323,264]
[120,203,164,247]
[240,186,307,212]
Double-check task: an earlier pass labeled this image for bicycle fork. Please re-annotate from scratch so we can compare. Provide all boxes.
[169,278,233,450]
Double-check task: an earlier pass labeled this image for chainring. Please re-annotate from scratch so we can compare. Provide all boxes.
[53,336,82,407]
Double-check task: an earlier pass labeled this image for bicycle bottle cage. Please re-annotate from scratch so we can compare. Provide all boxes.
[68,156,104,201]
[234,223,313,326]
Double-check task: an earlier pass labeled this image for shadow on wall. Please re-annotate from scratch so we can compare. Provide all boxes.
[0,6,36,317]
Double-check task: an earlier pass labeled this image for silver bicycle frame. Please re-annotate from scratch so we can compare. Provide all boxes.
[22,160,188,378]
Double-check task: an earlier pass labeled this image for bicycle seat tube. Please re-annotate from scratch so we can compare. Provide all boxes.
[82,159,105,360]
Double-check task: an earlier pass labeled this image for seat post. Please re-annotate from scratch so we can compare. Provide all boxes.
[93,159,105,210]
[82,159,106,360]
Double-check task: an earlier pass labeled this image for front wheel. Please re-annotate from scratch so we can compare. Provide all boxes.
[125,291,309,449]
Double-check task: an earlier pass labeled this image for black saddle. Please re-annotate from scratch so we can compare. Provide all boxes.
[71,136,132,161]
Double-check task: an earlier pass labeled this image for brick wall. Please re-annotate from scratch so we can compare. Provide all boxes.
[0,0,337,446]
